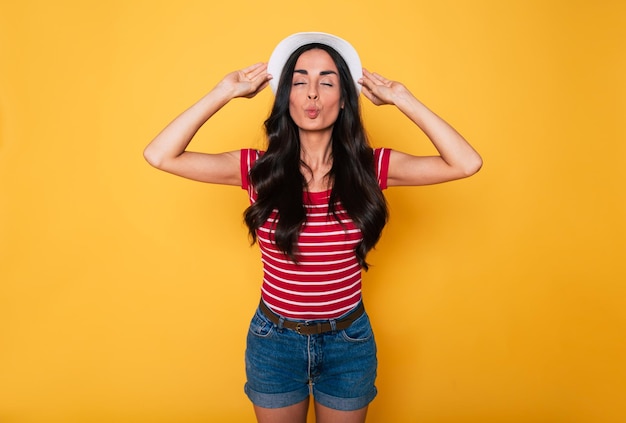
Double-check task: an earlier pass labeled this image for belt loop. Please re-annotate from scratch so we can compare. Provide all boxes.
[330,319,337,332]
[277,316,285,330]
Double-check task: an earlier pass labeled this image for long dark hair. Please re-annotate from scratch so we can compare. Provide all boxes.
[243,43,388,270]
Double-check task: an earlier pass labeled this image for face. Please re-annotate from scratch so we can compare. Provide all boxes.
[288,48,343,136]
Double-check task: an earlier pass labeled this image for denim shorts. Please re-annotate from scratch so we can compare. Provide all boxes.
[244,302,378,411]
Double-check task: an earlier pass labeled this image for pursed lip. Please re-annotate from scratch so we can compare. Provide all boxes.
[305,107,320,119]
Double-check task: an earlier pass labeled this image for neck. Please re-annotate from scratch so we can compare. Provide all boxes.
[299,131,333,168]
[299,132,333,192]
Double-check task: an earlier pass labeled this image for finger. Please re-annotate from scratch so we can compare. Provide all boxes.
[372,73,389,85]
[361,68,375,84]
[256,80,270,92]
[250,72,272,89]
[358,74,376,90]
[362,68,382,82]
[238,63,267,83]
[365,68,390,85]
[249,73,272,93]
[360,86,377,103]
[247,63,268,80]
[361,90,374,103]
[252,74,271,89]
[245,79,271,98]
[363,71,388,89]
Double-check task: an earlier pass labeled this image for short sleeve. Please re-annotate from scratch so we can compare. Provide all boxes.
[374,148,392,190]
[240,148,259,191]
[241,148,263,204]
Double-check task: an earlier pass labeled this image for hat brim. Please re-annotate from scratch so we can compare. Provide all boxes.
[267,32,362,94]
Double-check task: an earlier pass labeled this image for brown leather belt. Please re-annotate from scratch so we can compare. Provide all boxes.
[259,300,365,335]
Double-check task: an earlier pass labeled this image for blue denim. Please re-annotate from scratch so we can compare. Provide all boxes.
[244,302,378,411]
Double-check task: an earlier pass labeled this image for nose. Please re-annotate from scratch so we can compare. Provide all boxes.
[307,88,318,100]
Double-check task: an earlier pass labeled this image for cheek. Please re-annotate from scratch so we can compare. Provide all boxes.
[329,97,342,114]
[288,93,298,116]
[288,104,297,120]
[328,91,342,108]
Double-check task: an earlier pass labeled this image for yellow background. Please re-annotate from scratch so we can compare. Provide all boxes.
[1,1,625,422]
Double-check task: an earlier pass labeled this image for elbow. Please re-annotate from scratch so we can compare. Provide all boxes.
[461,154,483,178]
[143,146,163,169]
[471,154,484,175]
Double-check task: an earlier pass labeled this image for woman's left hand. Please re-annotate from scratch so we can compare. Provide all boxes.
[359,68,409,106]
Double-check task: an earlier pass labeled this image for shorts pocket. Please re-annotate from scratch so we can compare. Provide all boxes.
[340,312,373,343]
[248,309,275,338]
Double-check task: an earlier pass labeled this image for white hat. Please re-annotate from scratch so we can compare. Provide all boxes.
[267,32,362,94]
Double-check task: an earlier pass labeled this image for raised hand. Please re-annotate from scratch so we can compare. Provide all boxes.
[359,68,409,106]
[215,62,272,99]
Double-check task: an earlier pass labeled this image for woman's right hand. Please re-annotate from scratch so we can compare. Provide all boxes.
[215,62,272,99]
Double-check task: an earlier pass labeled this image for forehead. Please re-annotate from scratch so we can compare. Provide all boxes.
[294,48,338,72]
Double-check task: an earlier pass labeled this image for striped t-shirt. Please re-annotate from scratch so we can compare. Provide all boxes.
[240,148,391,320]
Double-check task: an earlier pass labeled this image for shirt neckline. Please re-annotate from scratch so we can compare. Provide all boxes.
[304,189,331,202]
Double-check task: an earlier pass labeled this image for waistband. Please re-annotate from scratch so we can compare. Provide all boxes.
[259,300,365,335]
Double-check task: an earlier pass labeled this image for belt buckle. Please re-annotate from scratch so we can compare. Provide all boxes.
[295,322,307,334]
[295,322,311,335]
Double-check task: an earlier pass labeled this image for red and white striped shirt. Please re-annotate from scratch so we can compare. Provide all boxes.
[241,148,391,320]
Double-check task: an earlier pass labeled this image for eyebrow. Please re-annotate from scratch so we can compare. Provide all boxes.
[293,69,338,76]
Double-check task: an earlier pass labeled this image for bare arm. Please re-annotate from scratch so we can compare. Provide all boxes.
[359,68,482,186]
[143,62,272,185]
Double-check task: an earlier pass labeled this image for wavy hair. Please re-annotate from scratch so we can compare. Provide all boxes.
[243,43,388,270]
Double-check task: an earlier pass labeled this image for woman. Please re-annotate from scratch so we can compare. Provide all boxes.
[144,32,481,423]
